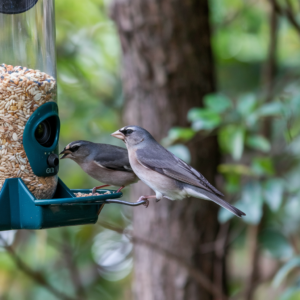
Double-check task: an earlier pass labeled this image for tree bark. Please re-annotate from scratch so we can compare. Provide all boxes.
[111,0,223,299]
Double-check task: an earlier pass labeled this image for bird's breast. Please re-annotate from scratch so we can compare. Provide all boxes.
[80,162,138,186]
[128,149,186,200]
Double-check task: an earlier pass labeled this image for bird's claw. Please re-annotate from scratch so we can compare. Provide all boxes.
[116,186,125,193]
[137,196,149,208]
[156,198,160,203]
[92,187,97,195]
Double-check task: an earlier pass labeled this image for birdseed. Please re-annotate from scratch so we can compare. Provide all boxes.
[74,191,111,197]
[0,64,57,199]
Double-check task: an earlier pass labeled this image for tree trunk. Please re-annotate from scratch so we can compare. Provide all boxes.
[111,0,224,299]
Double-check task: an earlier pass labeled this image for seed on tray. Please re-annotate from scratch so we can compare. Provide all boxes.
[74,191,111,197]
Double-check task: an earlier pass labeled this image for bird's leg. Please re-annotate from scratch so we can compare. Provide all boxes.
[116,186,125,193]
[92,185,110,195]
[137,196,150,208]
[137,195,157,208]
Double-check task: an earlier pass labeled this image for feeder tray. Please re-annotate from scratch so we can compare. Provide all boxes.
[0,177,146,231]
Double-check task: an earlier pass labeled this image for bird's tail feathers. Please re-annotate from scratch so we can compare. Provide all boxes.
[185,186,246,218]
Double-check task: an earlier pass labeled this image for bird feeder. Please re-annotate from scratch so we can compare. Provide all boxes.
[0,0,144,231]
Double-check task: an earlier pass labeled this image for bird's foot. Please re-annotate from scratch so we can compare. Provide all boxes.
[156,198,160,203]
[116,186,125,193]
[137,195,158,207]
[92,184,110,195]
[137,196,150,208]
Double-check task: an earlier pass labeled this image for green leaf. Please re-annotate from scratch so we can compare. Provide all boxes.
[251,157,274,176]
[257,102,283,117]
[287,118,300,142]
[168,127,195,142]
[263,178,284,211]
[259,229,293,259]
[203,93,232,113]
[230,128,245,161]
[223,173,241,194]
[273,257,300,287]
[218,164,253,176]
[188,108,221,131]
[245,112,259,128]
[218,125,245,160]
[220,181,263,225]
[246,135,271,152]
[240,181,263,224]
[237,94,257,116]
[284,195,300,225]
[167,144,191,164]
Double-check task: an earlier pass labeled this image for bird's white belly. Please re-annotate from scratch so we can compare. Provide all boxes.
[129,151,186,200]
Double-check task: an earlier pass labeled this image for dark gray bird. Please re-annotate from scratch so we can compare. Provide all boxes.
[111,126,246,217]
[60,140,139,194]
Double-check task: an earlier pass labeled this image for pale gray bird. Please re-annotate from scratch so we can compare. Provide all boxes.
[60,140,139,194]
[111,126,246,217]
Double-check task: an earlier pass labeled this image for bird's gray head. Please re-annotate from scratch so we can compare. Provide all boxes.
[60,140,92,162]
[111,126,154,147]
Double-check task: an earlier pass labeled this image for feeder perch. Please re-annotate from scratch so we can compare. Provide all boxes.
[0,0,144,232]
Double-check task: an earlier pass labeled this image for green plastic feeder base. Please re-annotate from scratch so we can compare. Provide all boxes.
[0,177,123,231]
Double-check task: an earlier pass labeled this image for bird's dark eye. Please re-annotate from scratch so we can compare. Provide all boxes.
[70,145,80,152]
[121,129,133,135]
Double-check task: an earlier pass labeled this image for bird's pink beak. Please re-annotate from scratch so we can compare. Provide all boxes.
[59,148,72,159]
[111,130,125,140]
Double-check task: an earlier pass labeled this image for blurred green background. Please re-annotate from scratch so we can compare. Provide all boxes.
[1,0,300,299]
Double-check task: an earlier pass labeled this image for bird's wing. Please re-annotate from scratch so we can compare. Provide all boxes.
[94,145,134,173]
[136,144,223,197]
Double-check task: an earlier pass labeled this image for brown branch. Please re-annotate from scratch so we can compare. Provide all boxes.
[290,234,300,254]
[244,225,260,300]
[231,263,280,300]
[263,0,279,101]
[0,235,77,300]
[213,0,259,31]
[98,220,227,300]
[199,224,246,254]
[213,223,230,300]
[263,0,279,138]
[285,0,300,32]
[271,0,300,36]
[61,229,86,299]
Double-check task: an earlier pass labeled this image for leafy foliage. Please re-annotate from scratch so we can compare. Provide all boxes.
[166,78,300,296]
[168,91,300,223]
[175,87,300,295]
